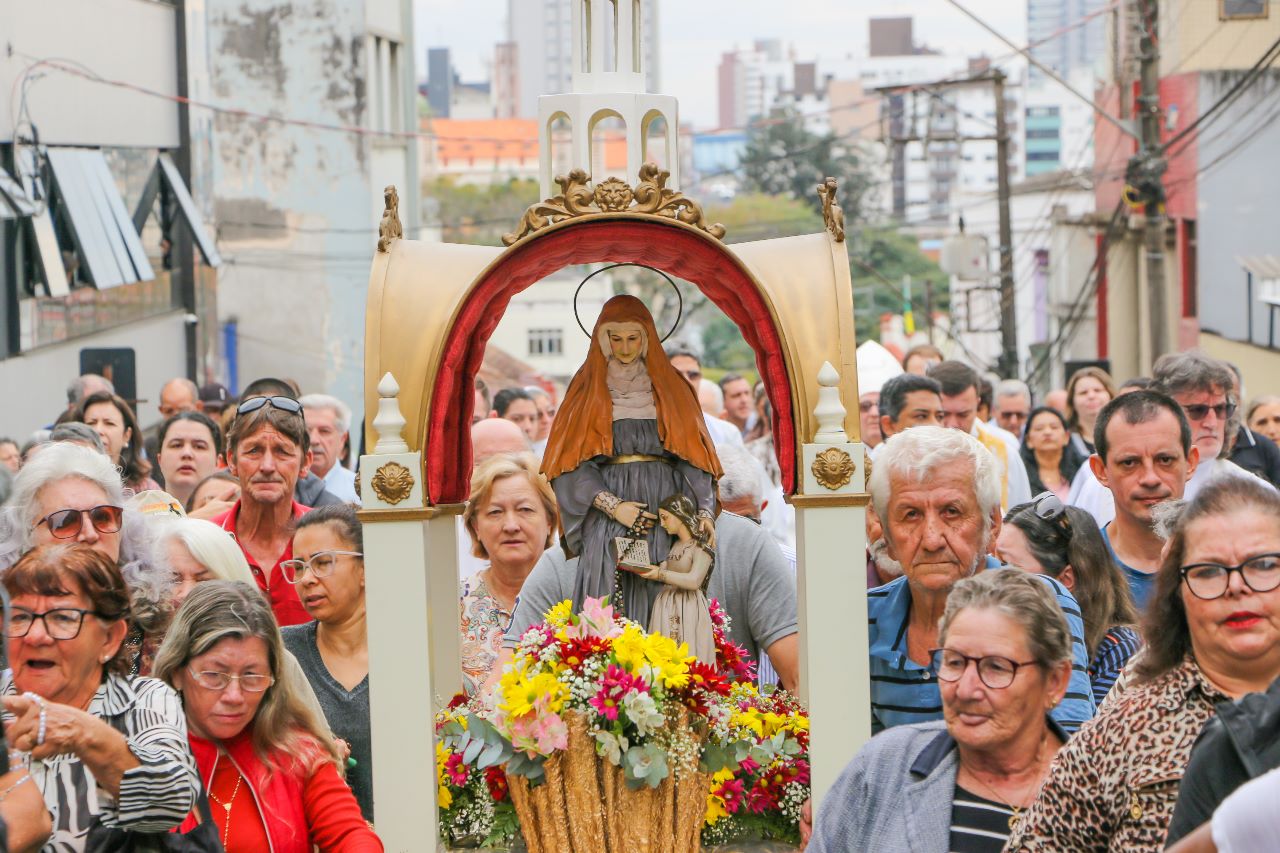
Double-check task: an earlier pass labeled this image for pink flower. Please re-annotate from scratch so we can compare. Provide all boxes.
[444,752,469,786]
[509,711,569,755]
[565,596,624,640]
[589,664,648,721]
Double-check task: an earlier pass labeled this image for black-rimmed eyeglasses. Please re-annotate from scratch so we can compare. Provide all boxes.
[929,648,1040,689]
[235,395,304,418]
[8,608,109,640]
[1180,553,1280,600]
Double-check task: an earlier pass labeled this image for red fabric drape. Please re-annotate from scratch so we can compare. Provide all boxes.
[427,219,796,503]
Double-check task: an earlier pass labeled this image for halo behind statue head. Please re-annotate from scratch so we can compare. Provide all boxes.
[574,263,683,343]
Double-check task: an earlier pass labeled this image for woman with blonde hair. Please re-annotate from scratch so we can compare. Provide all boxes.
[461,452,559,694]
[153,581,381,852]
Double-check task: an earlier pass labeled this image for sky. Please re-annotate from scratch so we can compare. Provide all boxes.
[413,0,1029,128]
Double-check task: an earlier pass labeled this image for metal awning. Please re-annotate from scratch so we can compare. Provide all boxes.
[1240,255,1280,282]
[47,147,155,289]
[133,153,222,267]
[0,167,37,220]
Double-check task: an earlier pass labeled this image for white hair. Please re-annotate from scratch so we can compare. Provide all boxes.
[151,517,255,587]
[869,426,1001,523]
[699,378,724,412]
[994,379,1031,405]
[299,393,352,434]
[715,443,764,507]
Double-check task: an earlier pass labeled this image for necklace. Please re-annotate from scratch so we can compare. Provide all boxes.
[960,732,1049,831]
[207,771,243,848]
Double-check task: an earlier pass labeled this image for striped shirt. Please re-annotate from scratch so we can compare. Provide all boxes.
[867,565,1096,734]
[2,671,199,849]
[1088,625,1142,707]
[950,785,1015,852]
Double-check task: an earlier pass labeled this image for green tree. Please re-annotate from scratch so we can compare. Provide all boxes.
[423,177,540,246]
[849,228,949,346]
[740,109,873,218]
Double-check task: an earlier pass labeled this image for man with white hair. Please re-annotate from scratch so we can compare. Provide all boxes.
[990,378,1033,439]
[867,426,1095,734]
[299,393,358,503]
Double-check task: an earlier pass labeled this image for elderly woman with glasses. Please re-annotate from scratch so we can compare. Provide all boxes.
[1008,476,1280,852]
[809,570,1073,852]
[281,504,375,823]
[154,580,381,852]
[999,492,1140,705]
[1,544,199,851]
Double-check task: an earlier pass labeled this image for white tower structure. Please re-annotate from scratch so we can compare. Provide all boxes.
[537,0,679,198]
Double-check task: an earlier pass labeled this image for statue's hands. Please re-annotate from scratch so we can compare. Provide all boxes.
[614,501,657,532]
[698,515,717,549]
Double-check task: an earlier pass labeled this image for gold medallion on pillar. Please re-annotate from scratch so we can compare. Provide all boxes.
[371,461,414,505]
[811,447,856,491]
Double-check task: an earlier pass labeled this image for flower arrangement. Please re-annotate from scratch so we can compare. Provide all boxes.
[701,683,811,847]
[438,596,809,852]
[434,695,522,848]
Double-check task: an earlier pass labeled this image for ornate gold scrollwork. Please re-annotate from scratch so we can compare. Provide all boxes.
[818,176,846,243]
[377,185,404,253]
[811,447,856,491]
[503,163,727,246]
[370,461,414,505]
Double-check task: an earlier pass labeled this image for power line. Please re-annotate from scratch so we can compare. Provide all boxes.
[1161,34,1280,158]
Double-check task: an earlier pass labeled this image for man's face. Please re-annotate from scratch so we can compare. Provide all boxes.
[1172,387,1232,460]
[993,394,1031,437]
[723,379,754,423]
[502,399,539,442]
[881,462,997,595]
[159,382,200,419]
[882,390,945,437]
[940,386,980,434]
[669,355,702,393]
[229,425,311,508]
[859,392,882,447]
[304,406,347,478]
[532,395,556,442]
[0,441,19,472]
[1092,409,1199,525]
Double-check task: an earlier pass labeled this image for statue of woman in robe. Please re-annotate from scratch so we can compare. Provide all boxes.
[541,294,721,628]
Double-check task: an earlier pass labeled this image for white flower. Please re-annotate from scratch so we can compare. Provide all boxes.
[595,730,629,765]
[622,691,666,737]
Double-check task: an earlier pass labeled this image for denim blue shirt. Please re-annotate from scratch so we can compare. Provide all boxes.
[867,563,1096,735]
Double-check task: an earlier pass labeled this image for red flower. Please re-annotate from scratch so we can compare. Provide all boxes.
[556,635,611,671]
[485,766,509,802]
[446,692,470,711]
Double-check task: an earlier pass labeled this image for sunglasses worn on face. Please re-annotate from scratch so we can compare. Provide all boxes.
[35,505,123,539]
[1182,403,1236,422]
[236,395,304,418]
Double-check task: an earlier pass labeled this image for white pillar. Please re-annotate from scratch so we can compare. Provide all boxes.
[590,0,607,74]
[616,0,635,77]
[791,362,871,808]
[359,373,456,851]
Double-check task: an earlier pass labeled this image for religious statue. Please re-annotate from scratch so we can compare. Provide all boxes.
[620,493,716,663]
[541,294,722,629]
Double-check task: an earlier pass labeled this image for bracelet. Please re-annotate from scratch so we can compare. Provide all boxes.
[22,692,47,747]
[0,774,30,802]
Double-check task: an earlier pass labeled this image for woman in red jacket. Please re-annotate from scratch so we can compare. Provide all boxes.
[153,580,382,852]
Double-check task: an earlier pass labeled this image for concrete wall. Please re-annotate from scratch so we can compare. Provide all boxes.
[1194,70,1280,345]
[1164,0,1280,76]
[1201,333,1280,397]
[204,0,416,415]
[0,313,187,439]
[0,0,179,147]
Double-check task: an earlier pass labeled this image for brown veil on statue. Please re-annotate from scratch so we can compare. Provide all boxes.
[542,289,722,627]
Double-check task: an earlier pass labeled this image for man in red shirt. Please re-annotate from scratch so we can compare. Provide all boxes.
[213,393,314,625]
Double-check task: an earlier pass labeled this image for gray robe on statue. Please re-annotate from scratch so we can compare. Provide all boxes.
[551,360,715,628]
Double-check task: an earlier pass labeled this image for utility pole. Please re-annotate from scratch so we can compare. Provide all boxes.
[993,70,1018,379]
[1132,0,1169,361]
[924,278,936,344]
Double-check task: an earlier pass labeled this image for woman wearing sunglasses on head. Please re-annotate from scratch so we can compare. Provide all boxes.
[999,492,1141,706]
[153,580,382,852]
[280,504,375,823]
[810,570,1073,853]
[1008,476,1280,853]
[1,543,200,851]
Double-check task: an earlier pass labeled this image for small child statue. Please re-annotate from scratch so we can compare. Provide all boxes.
[621,493,716,664]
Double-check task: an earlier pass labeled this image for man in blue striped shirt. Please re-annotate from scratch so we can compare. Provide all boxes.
[867,426,1096,734]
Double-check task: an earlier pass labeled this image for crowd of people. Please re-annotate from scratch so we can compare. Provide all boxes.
[0,337,1276,852]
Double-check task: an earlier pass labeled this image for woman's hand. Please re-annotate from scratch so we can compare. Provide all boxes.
[613,501,657,532]
[3,693,90,760]
[0,768,51,853]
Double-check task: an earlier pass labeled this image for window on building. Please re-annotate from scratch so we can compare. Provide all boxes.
[528,328,564,357]
[367,35,405,133]
[1220,0,1267,19]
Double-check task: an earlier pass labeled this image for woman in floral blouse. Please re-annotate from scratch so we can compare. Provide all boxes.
[1006,476,1280,852]
[460,453,558,695]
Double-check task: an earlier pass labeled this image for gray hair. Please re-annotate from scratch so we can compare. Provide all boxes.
[66,373,114,405]
[523,386,551,403]
[715,443,764,507]
[1150,499,1187,541]
[994,379,1031,406]
[699,379,724,412]
[1152,351,1236,400]
[162,377,200,400]
[939,569,1072,668]
[299,393,352,434]
[50,422,106,454]
[1248,395,1280,422]
[870,426,1001,523]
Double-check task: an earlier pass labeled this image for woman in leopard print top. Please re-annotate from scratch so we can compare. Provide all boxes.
[1006,477,1280,852]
